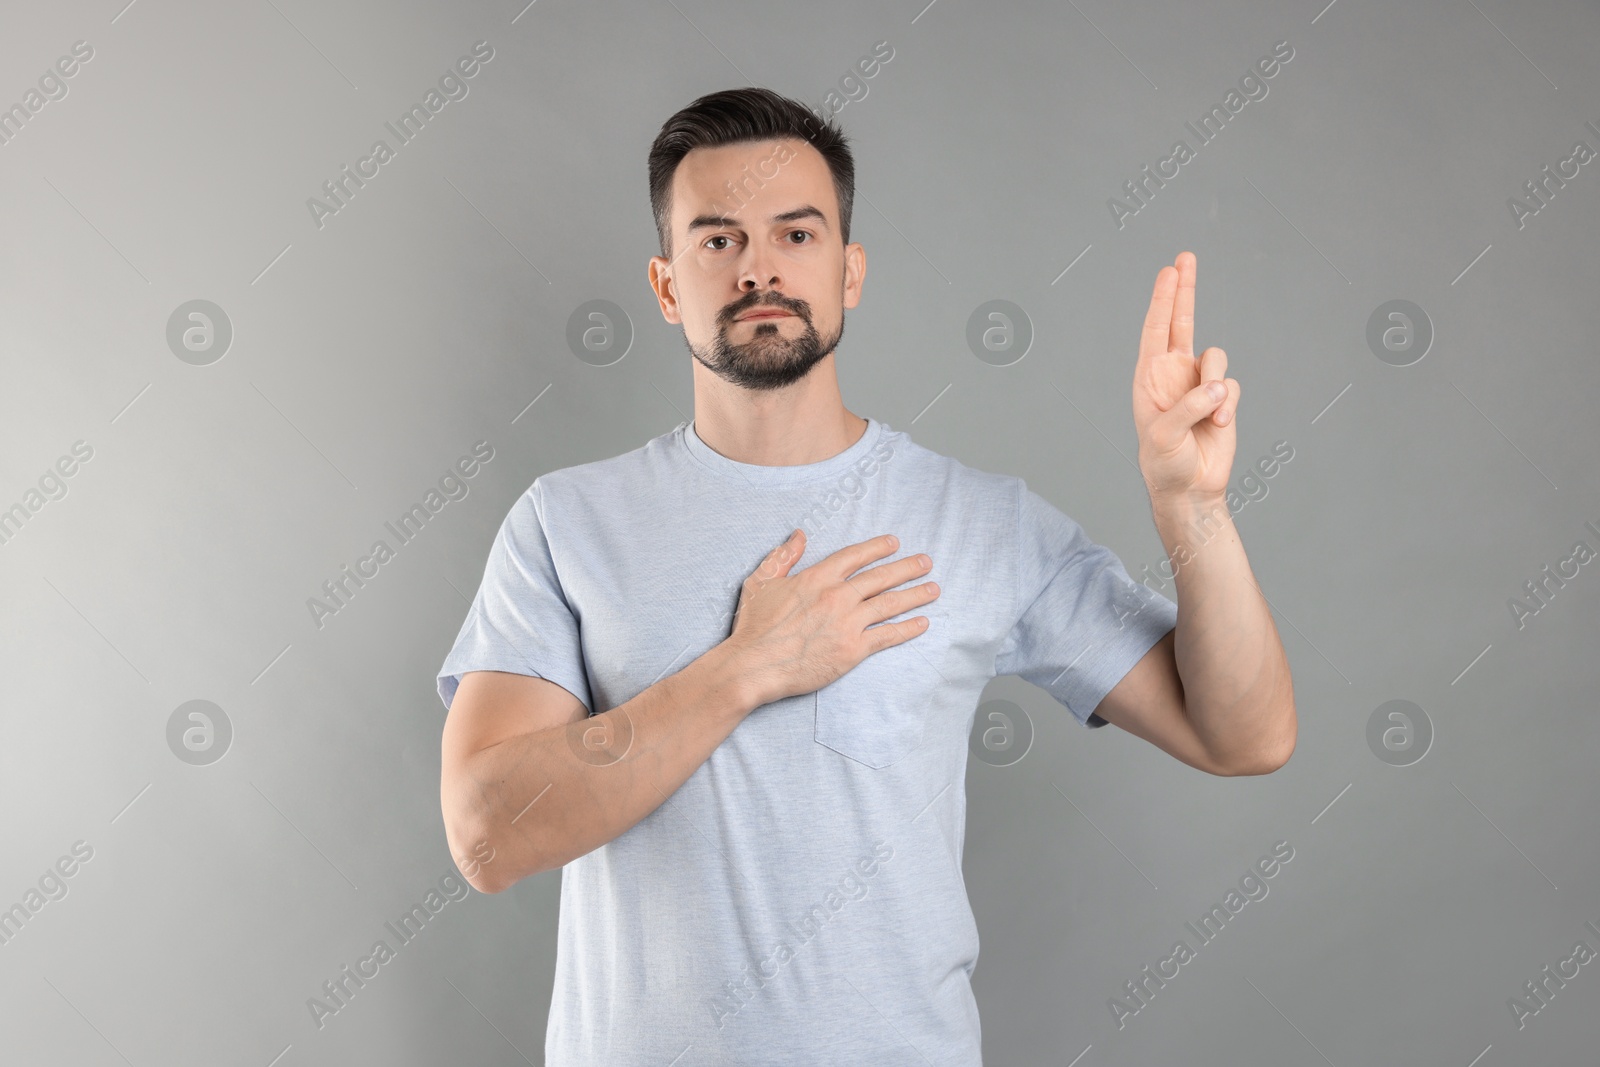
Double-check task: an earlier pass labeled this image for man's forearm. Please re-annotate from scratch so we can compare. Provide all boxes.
[1150,490,1296,774]
[449,642,758,892]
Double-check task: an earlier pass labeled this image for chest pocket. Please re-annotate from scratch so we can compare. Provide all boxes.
[813,627,955,769]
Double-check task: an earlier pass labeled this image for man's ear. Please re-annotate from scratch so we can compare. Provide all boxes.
[842,242,867,310]
[648,256,682,324]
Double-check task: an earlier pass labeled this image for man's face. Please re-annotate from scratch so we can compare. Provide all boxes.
[649,138,864,392]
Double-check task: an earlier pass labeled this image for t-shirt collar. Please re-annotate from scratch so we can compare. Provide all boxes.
[680,415,887,487]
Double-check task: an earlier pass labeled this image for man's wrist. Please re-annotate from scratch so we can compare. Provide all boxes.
[1149,488,1227,524]
[1148,490,1235,579]
[700,639,765,719]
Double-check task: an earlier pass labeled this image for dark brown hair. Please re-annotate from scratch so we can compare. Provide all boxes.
[647,87,855,259]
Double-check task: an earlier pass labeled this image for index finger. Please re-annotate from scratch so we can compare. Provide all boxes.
[1140,262,1177,363]
[813,533,902,582]
[1170,251,1196,356]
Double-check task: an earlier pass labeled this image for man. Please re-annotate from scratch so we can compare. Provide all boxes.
[437,86,1294,1066]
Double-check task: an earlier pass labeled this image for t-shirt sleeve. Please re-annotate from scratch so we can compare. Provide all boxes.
[436,480,593,715]
[994,480,1178,728]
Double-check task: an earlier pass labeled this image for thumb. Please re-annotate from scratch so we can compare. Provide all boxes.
[1152,380,1227,453]
[756,528,805,580]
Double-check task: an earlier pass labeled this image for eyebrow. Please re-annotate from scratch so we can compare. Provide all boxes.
[685,205,830,236]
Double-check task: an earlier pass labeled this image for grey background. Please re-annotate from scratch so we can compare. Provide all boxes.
[3,0,1597,1063]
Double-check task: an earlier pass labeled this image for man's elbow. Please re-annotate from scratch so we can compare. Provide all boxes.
[1208,706,1297,777]
[1217,743,1293,776]
[461,850,508,895]
[444,810,514,895]
[446,809,566,893]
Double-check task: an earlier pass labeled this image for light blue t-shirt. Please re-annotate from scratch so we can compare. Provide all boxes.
[437,415,1177,1066]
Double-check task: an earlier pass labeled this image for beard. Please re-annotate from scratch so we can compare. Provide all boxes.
[686,293,845,392]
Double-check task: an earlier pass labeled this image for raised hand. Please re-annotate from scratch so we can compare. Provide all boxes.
[1132,251,1240,503]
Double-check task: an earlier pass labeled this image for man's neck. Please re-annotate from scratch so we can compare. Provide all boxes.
[691,406,867,468]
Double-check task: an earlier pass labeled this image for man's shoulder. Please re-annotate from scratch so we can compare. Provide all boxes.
[521,422,683,502]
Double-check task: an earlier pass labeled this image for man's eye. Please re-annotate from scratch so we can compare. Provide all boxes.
[706,236,732,251]
[788,231,811,244]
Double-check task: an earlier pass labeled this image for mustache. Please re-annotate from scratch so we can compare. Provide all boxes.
[724,294,809,322]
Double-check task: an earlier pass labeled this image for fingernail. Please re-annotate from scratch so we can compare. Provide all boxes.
[1206,381,1225,401]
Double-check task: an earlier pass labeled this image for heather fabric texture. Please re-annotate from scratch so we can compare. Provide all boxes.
[437,416,1178,1066]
